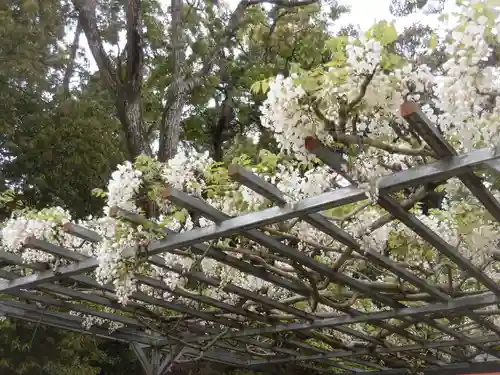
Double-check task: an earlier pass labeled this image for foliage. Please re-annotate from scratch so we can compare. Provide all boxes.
[389,0,446,16]
[0,1,125,219]
[2,0,500,372]
[0,318,141,375]
[0,0,347,218]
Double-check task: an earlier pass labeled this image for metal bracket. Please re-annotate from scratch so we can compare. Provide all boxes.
[131,343,185,375]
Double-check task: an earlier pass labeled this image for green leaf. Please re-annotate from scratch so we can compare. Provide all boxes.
[172,210,187,223]
[261,79,269,93]
[325,36,348,53]
[366,20,398,46]
[381,51,403,70]
[429,32,438,50]
[250,78,271,94]
[289,62,303,74]
[250,81,261,94]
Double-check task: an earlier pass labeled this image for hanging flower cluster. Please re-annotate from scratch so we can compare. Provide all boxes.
[2,207,72,265]
[260,74,320,161]
[435,1,500,152]
[69,309,124,333]
[1,0,500,356]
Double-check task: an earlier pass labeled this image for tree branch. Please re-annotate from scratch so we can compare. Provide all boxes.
[74,0,151,159]
[158,0,318,160]
[329,131,437,157]
[125,0,142,95]
[187,0,318,89]
[157,0,186,161]
[247,0,318,6]
[348,67,378,112]
[62,19,82,97]
[72,0,118,93]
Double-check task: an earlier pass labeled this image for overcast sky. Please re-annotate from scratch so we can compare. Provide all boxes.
[337,0,395,28]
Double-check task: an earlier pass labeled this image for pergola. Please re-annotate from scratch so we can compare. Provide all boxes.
[1,102,500,375]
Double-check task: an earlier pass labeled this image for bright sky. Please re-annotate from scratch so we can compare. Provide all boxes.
[340,0,459,30]
[338,0,394,27]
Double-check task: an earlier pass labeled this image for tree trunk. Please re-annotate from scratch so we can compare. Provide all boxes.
[157,0,185,162]
[117,96,152,158]
[74,0,149,161]
[62,19,82,97]
[158,86,186,162]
